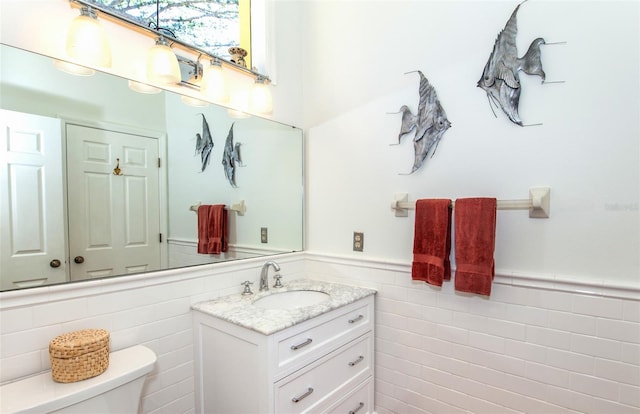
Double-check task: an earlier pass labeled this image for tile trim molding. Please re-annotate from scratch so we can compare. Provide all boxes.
[305,252,640,301]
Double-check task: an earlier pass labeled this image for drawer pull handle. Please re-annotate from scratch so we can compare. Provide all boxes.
[348,355,364,366]
[290,338,313,350]
[348,314,364,324]
[291,387,314,403]
[349,402,365,414]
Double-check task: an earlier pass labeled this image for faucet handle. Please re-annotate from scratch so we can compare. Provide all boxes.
[241,281,254,295]
[273,274,283,288]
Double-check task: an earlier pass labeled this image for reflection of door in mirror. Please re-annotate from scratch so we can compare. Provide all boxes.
[0,110,67,290]
[66,124,161,281]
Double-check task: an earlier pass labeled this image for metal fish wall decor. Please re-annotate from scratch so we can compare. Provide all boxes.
[477,1,547,126]
[395,71,451,174]
[391,105,418,145]
[222,122,243,187]
[194,113,214,172]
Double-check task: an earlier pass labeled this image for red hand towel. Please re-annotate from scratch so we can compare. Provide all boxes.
[207,205,228,254]
[454,198,497,296]
[197,205,211,254]
[197,205,228,254]
[411,199,452,286]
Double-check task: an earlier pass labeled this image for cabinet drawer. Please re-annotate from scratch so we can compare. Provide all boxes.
[275,334,372,414]
[275,298,372,375]
[323,377,373,414]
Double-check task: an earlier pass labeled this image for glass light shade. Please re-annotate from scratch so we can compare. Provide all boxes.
[65,8,112,69]
[128,59,161,94]
[201,60,228,102]
[228,88,251,118]
[53,59,95,76]
[146,37,181,84]
[181,95,210,107]
[128,80,162,94]
[227,88,251,119]
[250,78,273,114]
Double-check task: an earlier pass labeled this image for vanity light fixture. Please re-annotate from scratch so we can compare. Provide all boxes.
[64,6,112,72]
[64,0,274,114]
[250,75,273,115]
[181,66,210,107]
[201,58,229,103]
[146,36,181,85]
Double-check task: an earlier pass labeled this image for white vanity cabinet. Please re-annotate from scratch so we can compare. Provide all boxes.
[193,295,374,414]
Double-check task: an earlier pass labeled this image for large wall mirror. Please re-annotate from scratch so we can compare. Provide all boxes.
[0,43,304,292]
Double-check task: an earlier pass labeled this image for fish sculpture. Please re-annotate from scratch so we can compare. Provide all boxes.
[390,105,417,145]
[194,113,214,172]
[477,1,546,126]
[222,122,243,187]
[404,70,451,174]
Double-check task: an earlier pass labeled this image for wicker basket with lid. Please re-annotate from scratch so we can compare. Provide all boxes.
[49,329,110,383]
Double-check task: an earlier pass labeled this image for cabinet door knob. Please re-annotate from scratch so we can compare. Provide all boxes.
[74,256,85,264]
[49,259,61,268]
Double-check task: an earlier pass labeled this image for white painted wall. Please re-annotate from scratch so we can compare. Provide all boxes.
[303,0,640,286]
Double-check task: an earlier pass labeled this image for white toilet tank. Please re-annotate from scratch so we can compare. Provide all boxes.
[0,345,156,414]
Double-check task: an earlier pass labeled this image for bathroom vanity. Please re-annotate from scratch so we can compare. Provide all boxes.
[192,279,376,413]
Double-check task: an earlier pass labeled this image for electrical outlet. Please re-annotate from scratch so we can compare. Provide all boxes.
[353,232,364,252]
[261,227,268,243]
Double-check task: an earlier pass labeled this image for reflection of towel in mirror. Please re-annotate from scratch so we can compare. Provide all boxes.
[411,199,452,286]
[454,198,497,296]
[197,205,228,254]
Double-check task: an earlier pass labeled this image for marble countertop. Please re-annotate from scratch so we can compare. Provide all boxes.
[191,279,376,335]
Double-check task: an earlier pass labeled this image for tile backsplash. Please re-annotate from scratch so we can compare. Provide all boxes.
[306,254,640,414]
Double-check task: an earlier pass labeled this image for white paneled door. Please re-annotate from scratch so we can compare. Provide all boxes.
[0,109,67,290]
[66,124,161,280]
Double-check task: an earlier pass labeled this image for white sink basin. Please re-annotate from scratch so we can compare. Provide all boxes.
[253,290,330,310]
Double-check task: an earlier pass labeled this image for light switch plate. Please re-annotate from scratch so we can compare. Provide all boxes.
[261,227,268,243]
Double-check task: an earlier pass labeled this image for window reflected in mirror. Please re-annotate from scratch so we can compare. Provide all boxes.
[90,0,251,66]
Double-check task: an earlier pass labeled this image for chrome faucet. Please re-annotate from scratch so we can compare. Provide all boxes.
[259,260,280,291]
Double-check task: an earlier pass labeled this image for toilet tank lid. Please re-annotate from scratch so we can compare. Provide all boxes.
[0,345,156,414]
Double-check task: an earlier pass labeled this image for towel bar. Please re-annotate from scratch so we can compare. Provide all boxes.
[391,187,550,219]
[189,200,246,216]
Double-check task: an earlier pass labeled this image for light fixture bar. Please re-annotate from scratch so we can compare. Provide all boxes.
[68,0,269,82]
[176,56,203,88]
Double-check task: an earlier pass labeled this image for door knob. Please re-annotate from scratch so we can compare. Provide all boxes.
[74,256,85,264]
[49,259,61,268]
